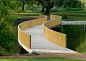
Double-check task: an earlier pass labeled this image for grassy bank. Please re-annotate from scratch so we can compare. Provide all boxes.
[0,57,83,61]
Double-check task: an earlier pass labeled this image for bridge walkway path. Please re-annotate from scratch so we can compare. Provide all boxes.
[23,19,77,53]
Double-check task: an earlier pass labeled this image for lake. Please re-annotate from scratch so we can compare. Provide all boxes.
[53,25,86,52]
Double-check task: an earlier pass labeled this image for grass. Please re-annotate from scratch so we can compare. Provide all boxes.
[0,57,83,61]
[15,12,41,16]
[62,16,86,21]
[13,15,34,19]
[83,52,86,55]
[50,12,86,21]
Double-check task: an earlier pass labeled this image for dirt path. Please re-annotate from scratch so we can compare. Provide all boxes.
[0,53,86,60]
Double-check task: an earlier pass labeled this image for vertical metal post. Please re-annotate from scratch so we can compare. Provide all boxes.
[30,35,31,49]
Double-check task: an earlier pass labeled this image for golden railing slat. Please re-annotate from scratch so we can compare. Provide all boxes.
[43,14,66,48]
[18,15,47,53]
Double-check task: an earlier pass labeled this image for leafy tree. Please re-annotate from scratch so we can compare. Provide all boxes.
[35,0,55,14]
[63,0,81,8]
[0,0,20,54]
[18,0,34,10]
[18,0,25,10]
[36,0,81,14]
[80,0,86,12]
[24,0,34,10]
[34,0,45,12]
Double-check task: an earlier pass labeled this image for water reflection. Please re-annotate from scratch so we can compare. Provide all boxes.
[57,25,86,52]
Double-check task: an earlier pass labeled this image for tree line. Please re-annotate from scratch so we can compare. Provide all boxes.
[19,0,83,14]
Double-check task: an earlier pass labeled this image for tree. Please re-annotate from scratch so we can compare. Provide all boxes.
[35,0,45,13]
[18,0,34,10]
[80,0,86,12]
[36,0,81,14]
[24,0,34,10]
[18,0,25,10]
[35,0,55,14]
[0,0,20,54]
[63,0,80,8]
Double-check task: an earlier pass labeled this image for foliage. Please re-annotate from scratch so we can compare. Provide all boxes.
[80,0,86,12]
[35,0,82,14]
[35,0,57,14]
[19,0,34,10]
[63,0,81,8]
[17,0,82,14]
[83,52,86,54]
[12,0,22,8]
[80,0,86,7]
[0,0,20,53]
[62,13,68,19]
[24,0,34,5]
[0,28,16,52]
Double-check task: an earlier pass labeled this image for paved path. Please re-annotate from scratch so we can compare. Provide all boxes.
[23,24,76,53]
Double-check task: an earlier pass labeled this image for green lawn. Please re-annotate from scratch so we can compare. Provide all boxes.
[83,52,86,55]
[14,12,41,16]
[50,12,86,21]
[0,57,83,61]
[13,15,34,19]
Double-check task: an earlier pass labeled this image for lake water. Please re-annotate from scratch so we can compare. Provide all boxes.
[56,25,86,52]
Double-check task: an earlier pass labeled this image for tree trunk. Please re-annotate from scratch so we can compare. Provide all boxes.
[29,4,30,10]
[27,4,28,9]
[45,8,51,14]
[41,7,44,12]
[84,7,86,13]
[22,3,24,10]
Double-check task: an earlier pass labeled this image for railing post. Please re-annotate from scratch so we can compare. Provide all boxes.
[30,35,31,49]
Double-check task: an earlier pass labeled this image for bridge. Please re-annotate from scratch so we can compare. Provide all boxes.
[18,14,77,54]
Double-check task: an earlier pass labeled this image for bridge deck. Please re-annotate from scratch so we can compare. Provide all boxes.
[23,24,76,53]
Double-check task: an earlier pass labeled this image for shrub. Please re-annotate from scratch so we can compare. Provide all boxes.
[62,13,68,19]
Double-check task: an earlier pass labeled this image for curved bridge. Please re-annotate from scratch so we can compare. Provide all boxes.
[18,14,77,54]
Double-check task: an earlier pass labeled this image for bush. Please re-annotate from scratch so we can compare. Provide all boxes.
[0,53,2,56]
[62,13,68,19]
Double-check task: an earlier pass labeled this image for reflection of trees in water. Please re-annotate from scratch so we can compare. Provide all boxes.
[75,26,86,52]
[60,25,86,52]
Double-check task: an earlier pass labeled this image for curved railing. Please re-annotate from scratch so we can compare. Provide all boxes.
[43,14,67,48]
[18,15,47,54]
